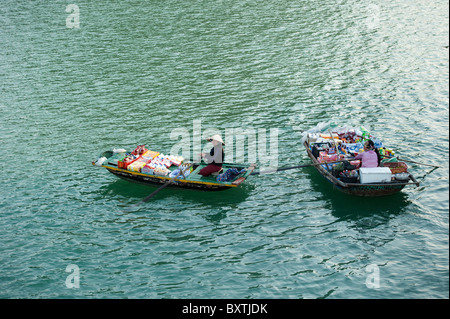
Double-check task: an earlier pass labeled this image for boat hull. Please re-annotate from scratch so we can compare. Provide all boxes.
[304,141,418,197]
[94,150,256,192]
[327,180,406,197]
[106,167,231,191]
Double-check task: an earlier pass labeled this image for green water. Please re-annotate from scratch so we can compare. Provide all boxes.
[1,0,448,299]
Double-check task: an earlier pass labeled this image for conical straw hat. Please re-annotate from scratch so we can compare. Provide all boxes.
[208,134,225,145]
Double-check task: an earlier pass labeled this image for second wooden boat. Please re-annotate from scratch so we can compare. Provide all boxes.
[303,140,420,197]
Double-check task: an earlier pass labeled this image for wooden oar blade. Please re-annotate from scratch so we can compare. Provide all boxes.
[136,163,192,205]
[141,182,170,202]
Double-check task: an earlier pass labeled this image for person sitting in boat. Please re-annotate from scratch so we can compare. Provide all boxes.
[199,135,225,177]
[353,139,381,168]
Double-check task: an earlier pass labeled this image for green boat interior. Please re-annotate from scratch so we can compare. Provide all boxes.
[102,151,252,186]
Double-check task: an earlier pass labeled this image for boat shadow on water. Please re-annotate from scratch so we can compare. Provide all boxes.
[100,178,255,208]
[305,167,413,220]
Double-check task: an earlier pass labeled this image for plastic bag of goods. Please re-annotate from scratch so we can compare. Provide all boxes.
[154,164,170,176]
[94,157,107,166]
[169,166,191,179]
[169,169,181,178]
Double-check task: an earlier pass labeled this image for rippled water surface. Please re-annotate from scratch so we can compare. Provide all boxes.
[1,0,448,298]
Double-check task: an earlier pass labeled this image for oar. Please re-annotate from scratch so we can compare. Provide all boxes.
[327,130,341,171]
[251,159,360,175]
[328,130,340,152]
[142,164,192,202]
[381,155,441,168]
[125,164,192,210]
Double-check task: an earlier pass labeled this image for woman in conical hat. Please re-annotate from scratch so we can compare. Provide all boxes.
[199,135,225,177]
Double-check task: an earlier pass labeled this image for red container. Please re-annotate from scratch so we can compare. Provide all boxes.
[118,156,139,169]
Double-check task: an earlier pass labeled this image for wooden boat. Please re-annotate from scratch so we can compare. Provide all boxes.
[93,150,255,191]
[304,141,420,197]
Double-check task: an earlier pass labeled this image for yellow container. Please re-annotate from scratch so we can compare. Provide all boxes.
[127,161,146,172]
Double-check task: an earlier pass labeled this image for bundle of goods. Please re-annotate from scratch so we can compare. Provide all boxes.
[169,155,184,167]
[150,154,185,169]
[118,153,139,169]
[117,145,186,176]
[330,161,360,177]
[169,164,193,179]
[143,158,171,176]
[318,151,345,164]
[127,161,147,172]
[151,154,172,168]
[132,144,148,156]
[216,168,247,182]
[142,150,160,162]
[305,124,395,162]
[141,164,154,175]
[153,165,171,176]
[338,169,359,183]
[302,123,402,183]
[382,161,408,174]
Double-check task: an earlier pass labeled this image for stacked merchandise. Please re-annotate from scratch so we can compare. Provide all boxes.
[117,145,185,177]
[303,124,403,183]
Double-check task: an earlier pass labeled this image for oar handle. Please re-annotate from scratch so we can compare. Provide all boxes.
[251,159,360,175]
[381,155,441,168]
[140,163,192,203]
[328,130,339,151]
